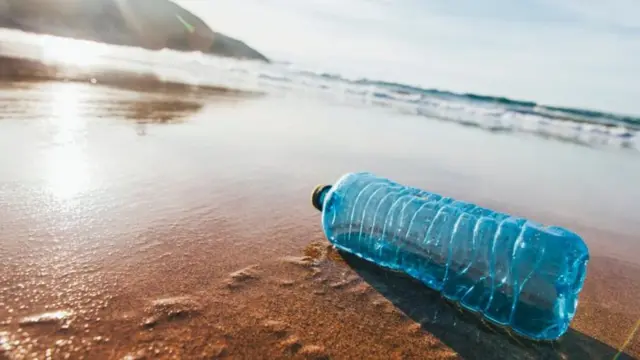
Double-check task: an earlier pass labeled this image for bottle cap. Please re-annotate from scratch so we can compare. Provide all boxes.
[311,184,332,211]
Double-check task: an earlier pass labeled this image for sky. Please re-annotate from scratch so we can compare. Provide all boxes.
[175,0,640,115]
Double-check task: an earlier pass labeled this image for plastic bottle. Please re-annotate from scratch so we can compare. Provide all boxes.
[311,172,589,340]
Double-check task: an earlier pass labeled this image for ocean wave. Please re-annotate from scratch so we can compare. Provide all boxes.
[0,28,638,152]
[253,66,640,151]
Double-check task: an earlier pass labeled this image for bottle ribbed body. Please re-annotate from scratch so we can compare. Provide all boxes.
[316,172,589,340]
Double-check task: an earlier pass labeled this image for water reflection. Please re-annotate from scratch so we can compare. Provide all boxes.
[46,83,90,200]
[128,99,204,136]
[122,98,204,124]
[0,79,222,203]
[0,80,222,124]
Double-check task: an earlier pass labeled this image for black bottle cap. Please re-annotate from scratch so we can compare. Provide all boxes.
[311,185,332,211]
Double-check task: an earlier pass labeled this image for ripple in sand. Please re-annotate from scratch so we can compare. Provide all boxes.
[279,335,302,354]
[299,344,329,359]
[201,341,228,359]
[316,277,332,284]
[142,296,202,328]
[304,242,332,260]
[226,265,260,288]
[329,274,360,289]
[277,279,296,287]
[346,283,372,296]
[262,320,289,336]
[18,310,73,327]
[0,331,11,354]
[406,322,422,335]
[372,298,390,308]
[122,349,147,360]
[280,256,316,268]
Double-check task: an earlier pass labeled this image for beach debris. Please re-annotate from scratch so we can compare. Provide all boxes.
[313,172,590,340]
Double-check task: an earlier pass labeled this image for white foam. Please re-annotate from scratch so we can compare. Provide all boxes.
[1,28,638,152]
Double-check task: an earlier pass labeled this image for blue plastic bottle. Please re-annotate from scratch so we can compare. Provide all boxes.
[311,172,589,340]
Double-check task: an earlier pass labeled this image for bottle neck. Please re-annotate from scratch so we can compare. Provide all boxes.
[312,185,332,211]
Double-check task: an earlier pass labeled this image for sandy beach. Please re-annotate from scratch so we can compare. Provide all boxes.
[0,74,638,360]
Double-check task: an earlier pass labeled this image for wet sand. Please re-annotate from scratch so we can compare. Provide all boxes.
[0,79,639,360]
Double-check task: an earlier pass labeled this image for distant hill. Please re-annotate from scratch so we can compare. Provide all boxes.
[0,0,268,61]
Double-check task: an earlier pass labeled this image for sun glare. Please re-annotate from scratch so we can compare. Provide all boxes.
[45,83,91,200]
[41,36,109,67]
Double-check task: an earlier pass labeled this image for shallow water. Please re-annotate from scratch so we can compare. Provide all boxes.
[1,28,639,151]
[0,31,639,359]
